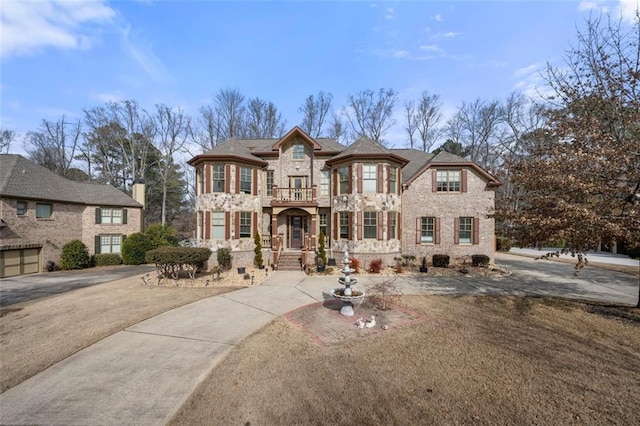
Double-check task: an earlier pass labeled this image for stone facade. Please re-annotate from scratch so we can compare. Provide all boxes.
[189,127,500,270]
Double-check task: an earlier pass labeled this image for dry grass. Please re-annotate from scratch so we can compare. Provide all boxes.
[0,268,258,393]
[170,295,640,426]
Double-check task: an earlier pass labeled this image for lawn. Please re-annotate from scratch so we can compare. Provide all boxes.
[170,295,640,425]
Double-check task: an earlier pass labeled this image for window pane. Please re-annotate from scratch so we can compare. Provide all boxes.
[293,144,304,160]
[363,165,376,193]
[266,170,274,196]
[459,217,472,243]
[319,213,327,236]
[240,167,252,194]
[363,211,376,239]
[388,212,396,239]
[339,212,349,239]
[339,167,349,194]
[240,212,251,238]
[321,171,330,196]
[389,167,397,193]
[212,165,225,192]
[17,201,27,215]
[437,170,461,192]
[112,209,122,224]
[36,203,52,218]
[212,212,225,239]
[421,217,434,243]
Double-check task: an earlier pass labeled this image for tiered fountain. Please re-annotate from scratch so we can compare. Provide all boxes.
[330,251,365,316]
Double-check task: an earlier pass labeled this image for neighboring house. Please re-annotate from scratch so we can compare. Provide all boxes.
[188,126,501,269]
[0,154,144,278]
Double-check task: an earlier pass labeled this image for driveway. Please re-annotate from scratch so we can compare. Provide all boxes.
[0,265,156,307]
[362,253,639,306]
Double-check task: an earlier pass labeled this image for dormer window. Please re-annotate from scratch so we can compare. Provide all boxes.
[292,144,304,160]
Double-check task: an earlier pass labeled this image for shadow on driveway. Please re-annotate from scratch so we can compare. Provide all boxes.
[0,265,156,307]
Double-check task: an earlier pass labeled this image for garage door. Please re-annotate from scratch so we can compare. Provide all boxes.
[0,248,41,278]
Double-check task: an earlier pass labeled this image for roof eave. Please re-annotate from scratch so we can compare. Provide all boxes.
[188,154,268,167]
[325,153,409,166]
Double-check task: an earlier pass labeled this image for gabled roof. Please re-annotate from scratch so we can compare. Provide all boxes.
[325,136,409,166]
[0,154,143,207]
[391,149,435,182]
[400,150,501,187]
[271,126,321,150]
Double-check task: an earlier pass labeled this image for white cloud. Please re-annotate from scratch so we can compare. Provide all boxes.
[91,91,126,104]
[372,48,435,61]
[0,0,115,57]
[119,25,170,83]
[385,7,395,20]
[512,62,554,100]
[618,0,639,22]
[432,13,442,22]
[419,44,442,52]
[430,31,461,40]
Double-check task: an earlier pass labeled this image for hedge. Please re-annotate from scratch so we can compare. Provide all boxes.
[122,233,153,265]
[432,254,450,268]
[471,254,490,267]
[146,247,212,279]
[94,253,122,266]
[60,240,91,270]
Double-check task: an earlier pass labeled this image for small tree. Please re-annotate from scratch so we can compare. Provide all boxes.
[217,247,232,270]
[254,231,263,267]
[122,233,153,265]
[367,276,402,310]
[60,239,91,270]
[317,230,327,265]
[145,223,179,249]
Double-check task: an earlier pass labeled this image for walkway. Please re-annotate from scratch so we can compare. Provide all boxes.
[0,255,637,425]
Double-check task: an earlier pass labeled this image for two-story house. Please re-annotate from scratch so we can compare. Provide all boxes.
[0,154,144,278]
[188,126,501,269]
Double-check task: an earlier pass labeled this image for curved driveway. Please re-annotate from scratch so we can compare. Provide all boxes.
[0,254,637,425]
[0,265,156,307]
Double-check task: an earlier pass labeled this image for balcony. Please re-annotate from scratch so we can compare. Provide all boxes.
[270,185,318,207]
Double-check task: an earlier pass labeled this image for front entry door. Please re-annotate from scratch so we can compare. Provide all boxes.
[289,216,307,249]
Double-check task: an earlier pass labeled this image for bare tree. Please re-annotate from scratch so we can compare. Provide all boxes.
[446,98,502,169]
[414,91,443,153]
[215,88,245,140]
[404,100,418,149]
[327,111,347,144]
[299,91,333,137]
[0,129,16,154]
[344,88,398,144]
[23,115,82,178]
[154,104,192,225]
[245,97,286,138]
[193,104,222,152]
[84,99,156,189]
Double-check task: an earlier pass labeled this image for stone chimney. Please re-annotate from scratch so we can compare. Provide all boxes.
[132,179,146,209]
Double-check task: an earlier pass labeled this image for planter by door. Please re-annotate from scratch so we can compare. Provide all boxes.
[327,258,336,266]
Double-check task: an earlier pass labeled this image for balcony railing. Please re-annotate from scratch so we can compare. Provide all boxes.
[271,185,317,206]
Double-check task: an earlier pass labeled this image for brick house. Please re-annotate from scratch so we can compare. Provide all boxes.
[0,154,144,277]
[188,127,501,269]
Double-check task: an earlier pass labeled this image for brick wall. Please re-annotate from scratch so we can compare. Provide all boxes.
[81,206,144,254]
[401,167,496,264]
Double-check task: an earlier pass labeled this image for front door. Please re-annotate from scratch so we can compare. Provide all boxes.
[289,216,305,249]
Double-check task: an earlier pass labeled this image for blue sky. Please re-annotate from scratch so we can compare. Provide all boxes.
[1,0,638,151]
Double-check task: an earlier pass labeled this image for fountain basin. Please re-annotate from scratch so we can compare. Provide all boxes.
[331,288,365,316]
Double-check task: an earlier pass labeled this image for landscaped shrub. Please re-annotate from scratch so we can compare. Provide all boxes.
[146,224,179,249]
[401,254,416,267]
[317,231,327,266]
[254,231,263,267]
[496,236,512,252]
[94,253,122,266]
[121,232,153,265]
[60,239,91,270]
[432,254,450,268]
[217,247,232,270]
[369,259,383,273]
[146,246,212,279]
[472,254,490,267]
[350,258,361,273]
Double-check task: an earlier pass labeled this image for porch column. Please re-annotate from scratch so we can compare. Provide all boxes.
[310,214,317,251]
[272,213,279,265]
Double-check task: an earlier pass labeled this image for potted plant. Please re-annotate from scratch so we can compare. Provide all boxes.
[419,256,428,273]
[254,231,264,269]
[317,230,327,272]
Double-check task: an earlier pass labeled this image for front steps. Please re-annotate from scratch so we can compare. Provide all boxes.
[277,251,303,271]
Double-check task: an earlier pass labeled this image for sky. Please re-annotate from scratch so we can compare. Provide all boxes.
[1,0,639,152]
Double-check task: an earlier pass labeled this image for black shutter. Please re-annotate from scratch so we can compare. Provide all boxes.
[95,235,101,254]
[95,208,101,224]
[122,208,128,224]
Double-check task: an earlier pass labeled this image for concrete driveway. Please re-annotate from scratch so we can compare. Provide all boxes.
[0,265,156,307]
[359,253,639,306]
